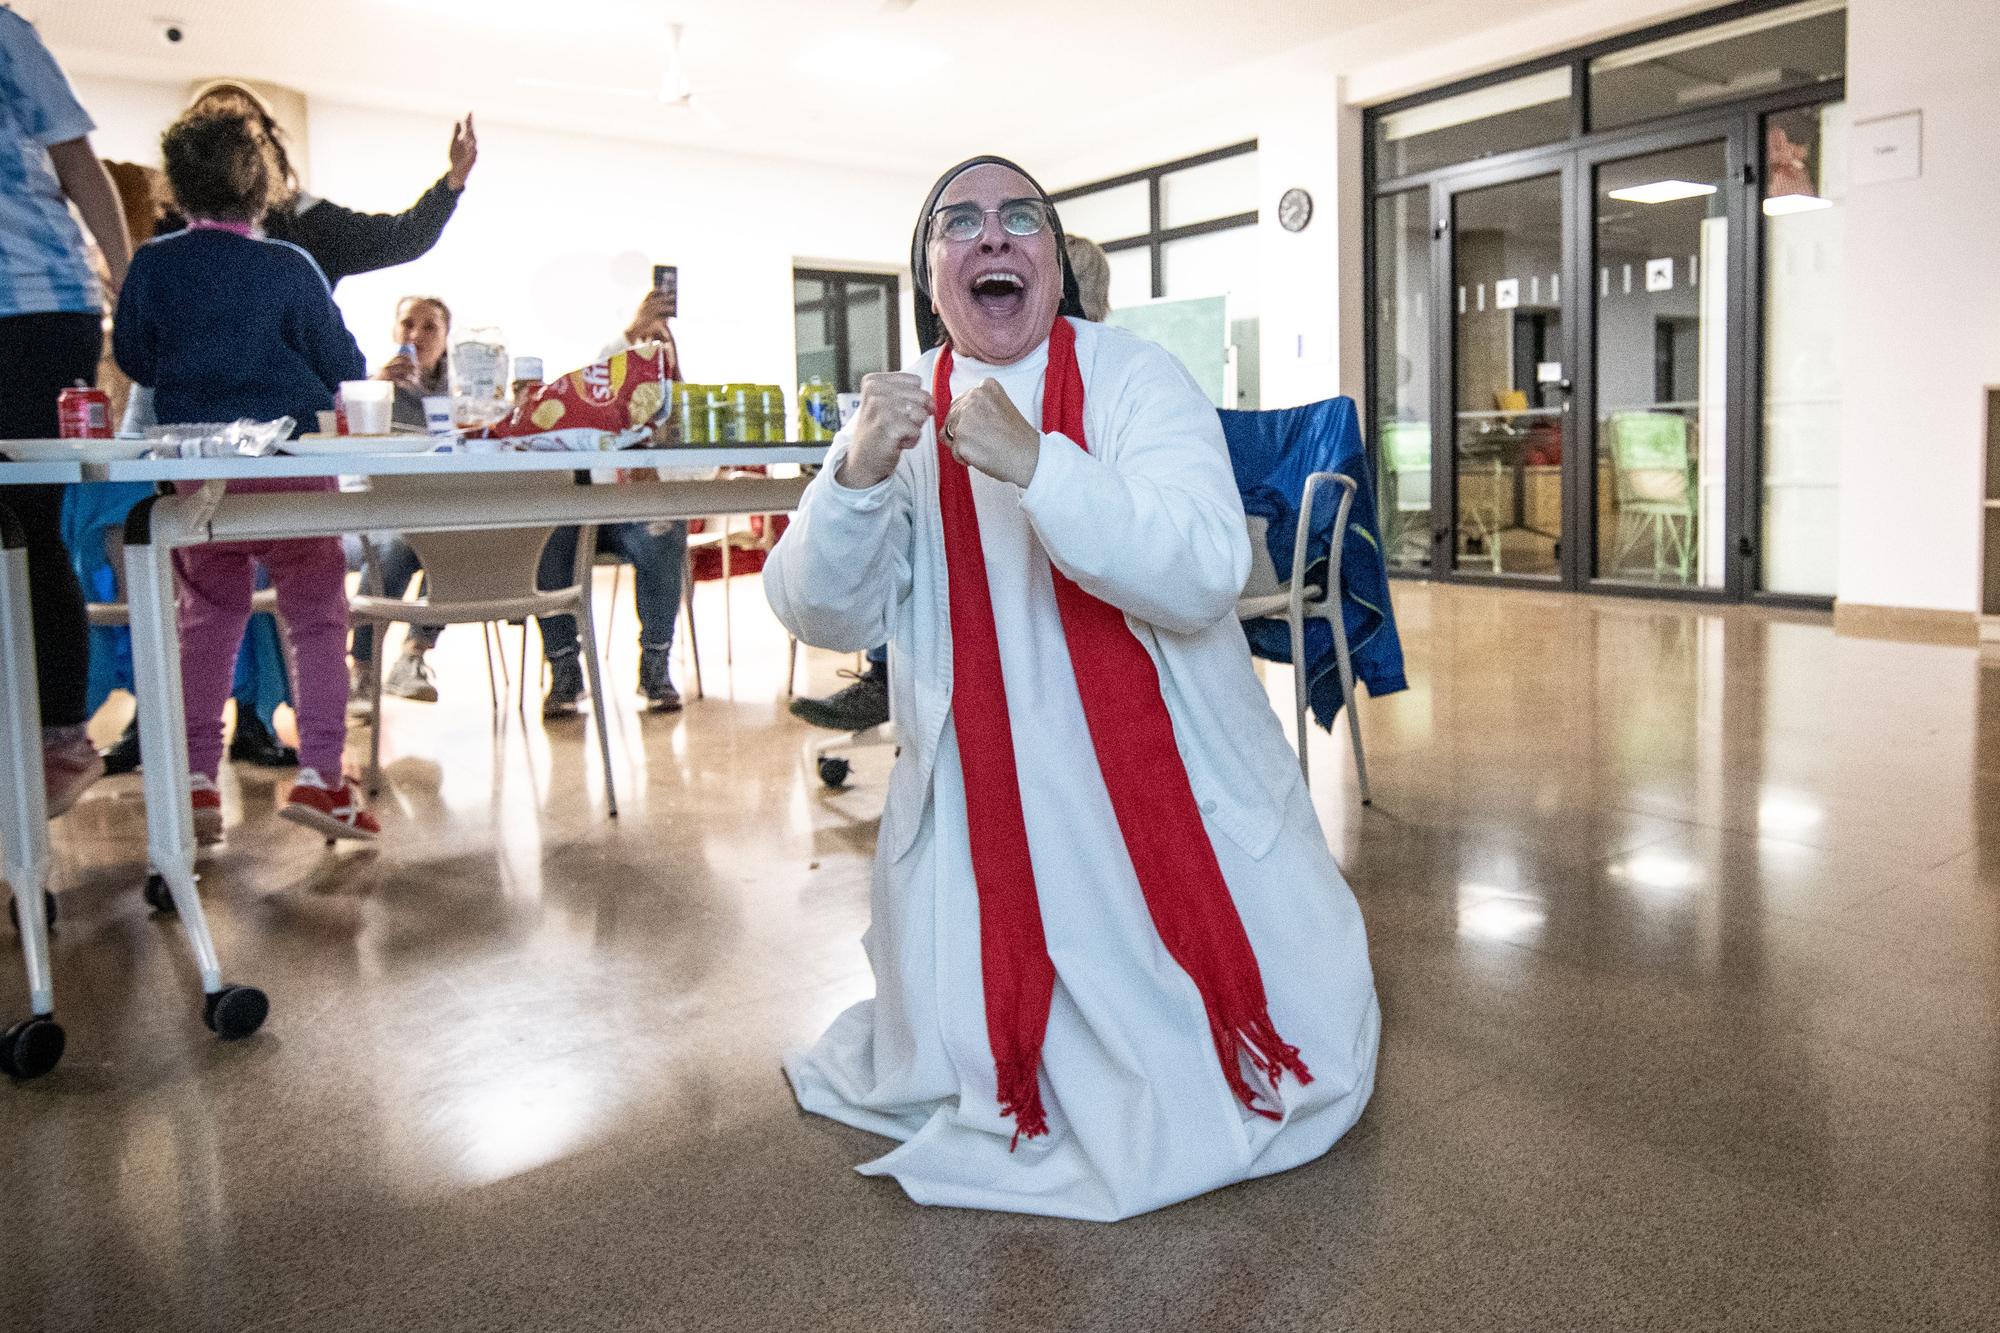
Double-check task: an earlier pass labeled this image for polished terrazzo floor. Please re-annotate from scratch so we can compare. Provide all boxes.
[4,575,1997,1331]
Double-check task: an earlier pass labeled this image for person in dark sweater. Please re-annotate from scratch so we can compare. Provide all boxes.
[174,82,476,289]
[114,110,379,844]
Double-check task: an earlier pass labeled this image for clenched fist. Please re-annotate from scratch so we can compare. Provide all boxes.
[942,378,1040,489]
[836,372,934,490]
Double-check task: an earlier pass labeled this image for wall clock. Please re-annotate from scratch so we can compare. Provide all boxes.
[1278,187,1313,233]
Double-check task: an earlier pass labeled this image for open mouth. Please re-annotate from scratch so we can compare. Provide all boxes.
[969,269,1028,316]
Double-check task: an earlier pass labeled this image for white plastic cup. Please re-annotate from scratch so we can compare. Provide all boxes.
[315,410,339,435]
[340,380,393,436]
[421,395,455,435]
[837,392,862,428]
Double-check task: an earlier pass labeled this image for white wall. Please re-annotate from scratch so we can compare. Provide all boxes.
[306,103,923,388]
[68,72,186,165]
[67,77,925,406]
[1835,0,2000,614]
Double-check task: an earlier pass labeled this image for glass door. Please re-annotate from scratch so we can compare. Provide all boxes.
[1584,134,1737,591]
[1445,168,1571,579]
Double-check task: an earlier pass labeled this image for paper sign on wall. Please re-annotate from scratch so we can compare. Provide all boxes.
[1646,258,1674,293]
[1852,110,1922,185]
[1494,278,1520,310]
[1536,362,1564,384]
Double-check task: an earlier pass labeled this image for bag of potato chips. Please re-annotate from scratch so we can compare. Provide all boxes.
[493,344,673,441]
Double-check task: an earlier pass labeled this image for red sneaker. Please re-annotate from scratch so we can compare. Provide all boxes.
[190,775,223,845]
[279,769,379,841]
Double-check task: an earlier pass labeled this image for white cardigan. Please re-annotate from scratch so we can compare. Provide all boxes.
[765,318,1307,865]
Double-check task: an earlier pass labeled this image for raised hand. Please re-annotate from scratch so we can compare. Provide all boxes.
[447,114,478,190]
[942,378,1040,488]
[837,372,933,490]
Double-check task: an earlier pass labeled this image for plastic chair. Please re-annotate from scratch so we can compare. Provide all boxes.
[1236,472,1371,805]
[1381,421,1503,572]
[349,503,618,815]
[1606,411,1696,582]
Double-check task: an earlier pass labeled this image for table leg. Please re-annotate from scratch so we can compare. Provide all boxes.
[0,509,63,1077]
[122,497,269,1041]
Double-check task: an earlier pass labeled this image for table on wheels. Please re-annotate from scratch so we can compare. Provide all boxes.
[102,444,826,1049]
[0,459,86,1078]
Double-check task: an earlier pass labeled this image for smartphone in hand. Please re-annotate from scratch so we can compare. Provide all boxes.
[652,265,678,318]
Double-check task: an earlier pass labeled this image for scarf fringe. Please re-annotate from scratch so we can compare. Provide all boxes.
[999,1059,1049,1151]
[1212,1013,1314,1121]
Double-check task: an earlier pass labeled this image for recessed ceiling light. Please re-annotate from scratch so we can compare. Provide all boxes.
[1762,194,1834,215]
[1607,180,1719,204]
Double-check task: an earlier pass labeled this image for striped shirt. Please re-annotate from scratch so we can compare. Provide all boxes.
[0,6,98,317]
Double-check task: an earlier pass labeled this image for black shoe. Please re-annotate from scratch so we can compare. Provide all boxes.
[543,652,586,718]
[228,712,299,768]
[100,718,141,776]
[789,666,889,733]
[639,648,682,713]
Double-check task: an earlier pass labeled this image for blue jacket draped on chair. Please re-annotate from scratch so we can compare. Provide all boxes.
[1220,397,1407,728]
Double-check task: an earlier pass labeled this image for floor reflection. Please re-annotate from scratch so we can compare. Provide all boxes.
[0,575,1994,1329]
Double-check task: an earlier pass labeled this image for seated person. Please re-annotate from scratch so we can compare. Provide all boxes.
[537,291,689,717]
[348,295,453,703]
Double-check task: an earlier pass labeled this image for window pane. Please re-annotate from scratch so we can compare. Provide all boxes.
[1452,173,1564,578]
[1589,0,1846,132]
[794,276,835,386]
[1760,101,1846,596]
[1592,141,1729,590]
[1055,182,1149,245]
[1374,68,1572,179]
[1160,151,1258,229]
[1161,225,1259,316]
[1373,191,1433,571]
[1107,246,1151,309]
[843,282,893,387]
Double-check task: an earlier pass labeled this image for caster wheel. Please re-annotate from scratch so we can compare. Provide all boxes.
[202,985,268,1041]
[817,756,851,790]
[0,1016,64,1079]
[6,893,54,932]
[143,873,177,915]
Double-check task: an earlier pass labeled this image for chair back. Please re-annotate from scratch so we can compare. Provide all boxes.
[1608,411,1693,506]
[1378,421,1432,512]
[352,476,598,626]
[401,527,565,604]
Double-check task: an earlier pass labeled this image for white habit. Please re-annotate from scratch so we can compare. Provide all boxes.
[765,318,1379,1221]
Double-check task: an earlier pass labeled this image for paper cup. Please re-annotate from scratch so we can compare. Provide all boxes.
[421,395,455,435]
[316,410,339,434]
[339,380,393,436]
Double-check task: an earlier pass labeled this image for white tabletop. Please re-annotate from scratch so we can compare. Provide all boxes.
[84,444,829,483]
[0,460,86,485]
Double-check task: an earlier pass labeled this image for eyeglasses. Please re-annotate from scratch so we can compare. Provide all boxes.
[929,198,1052,243]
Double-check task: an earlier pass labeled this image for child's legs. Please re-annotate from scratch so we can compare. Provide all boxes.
[174,546,256,780]
[262,538,351,777]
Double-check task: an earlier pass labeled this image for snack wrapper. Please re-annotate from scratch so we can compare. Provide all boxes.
[144,417,296,459]
[493,345,673,440]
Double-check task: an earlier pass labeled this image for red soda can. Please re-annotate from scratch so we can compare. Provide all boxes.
[57,386,113,439]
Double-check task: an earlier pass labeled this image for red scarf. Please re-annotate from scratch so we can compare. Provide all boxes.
[934,316,1311,1145]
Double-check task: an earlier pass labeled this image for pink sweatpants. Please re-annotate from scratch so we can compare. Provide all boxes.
[173,478,349,780]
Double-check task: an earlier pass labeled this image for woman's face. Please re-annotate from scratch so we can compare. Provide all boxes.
[925,163,1062,366]
[394,301,450,373]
